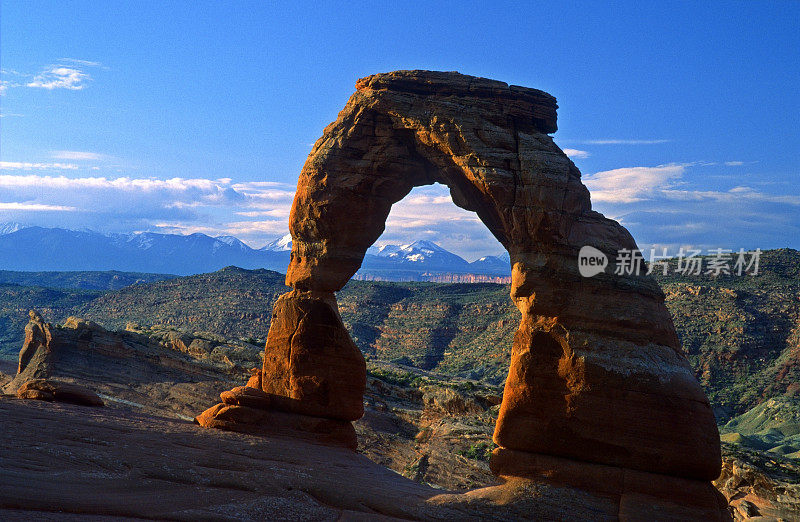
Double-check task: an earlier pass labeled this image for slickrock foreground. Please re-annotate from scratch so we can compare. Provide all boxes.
[0,398,729,520]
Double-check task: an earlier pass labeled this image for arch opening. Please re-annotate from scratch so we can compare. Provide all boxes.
[341,182,516,381]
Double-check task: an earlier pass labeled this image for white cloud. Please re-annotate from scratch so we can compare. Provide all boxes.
[402,194,454,206]
[584,164,800,207]
[242,190,296,202]
[585,162,800,252]
[232,181,293,189]
[583,165,685,203]
[236,209,290,217]
[663,186,800,205]
[580,139,671,145]
[0,161,79,170]
[0,172,296,247]
[0,174,232,191]
[222,220,292,236]
[51,151,104,161]
[58,58,103,67]
[724,161,744,166]
[0,202,76,211]
[2,60,100,93]
[0,70,23,95]
[27,66,90,90]
[562,148,589,159]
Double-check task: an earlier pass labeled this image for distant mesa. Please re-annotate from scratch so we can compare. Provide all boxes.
[196,70,728,518]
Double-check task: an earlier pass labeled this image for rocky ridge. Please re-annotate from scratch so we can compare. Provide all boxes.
[2,310,262,419]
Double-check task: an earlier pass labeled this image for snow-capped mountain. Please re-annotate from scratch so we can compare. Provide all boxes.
[0,227,289,275]
[367,240,471,270]
[469,252,511,275]
[0,222,26,235]
[0,226,511,280]
[215,235,252,251]
[369,244,402,257]
[261,233,293,251]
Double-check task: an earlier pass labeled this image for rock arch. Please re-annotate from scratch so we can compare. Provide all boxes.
[260,71,720,482]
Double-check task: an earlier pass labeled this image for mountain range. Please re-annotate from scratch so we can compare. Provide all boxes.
[0,225,509,280]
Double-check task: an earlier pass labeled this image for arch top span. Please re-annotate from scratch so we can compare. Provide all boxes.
[355,70,559,134]
[287,70,593,293]
[259,70,721,484]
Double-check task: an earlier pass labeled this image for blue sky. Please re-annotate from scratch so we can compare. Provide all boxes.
[1,1,798,260]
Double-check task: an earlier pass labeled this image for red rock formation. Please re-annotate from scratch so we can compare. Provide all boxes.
[220,385,271,409]
[261,290,365,421]
[195,383,357,448]
[17,310,52,376]
[202,70,724,516]
[16,379,104,407]
[198,291,365,446]
[272,69,719,475]
[246,367,262,389]
[195,402,357,449]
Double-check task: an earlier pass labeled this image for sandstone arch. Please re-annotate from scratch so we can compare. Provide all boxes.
[259,71,720,482]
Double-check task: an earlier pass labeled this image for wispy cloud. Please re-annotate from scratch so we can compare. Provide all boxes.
[2,59,101,93]
[0,174,237,192]
[27,66,90,90]
[583,165,685,203]
[0,173,296,247]
[663,186,800,205]
[580,139,671,145]
[0,161,80,170]
[562,148,590,159]
[585,162,800,251]
[51,151,105,161]
[58,58,103,68]
[584,164,800,207]
[0,69,25,95]
[0,202,76,211]
[402,193,454,205]
[235,209,290,218]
